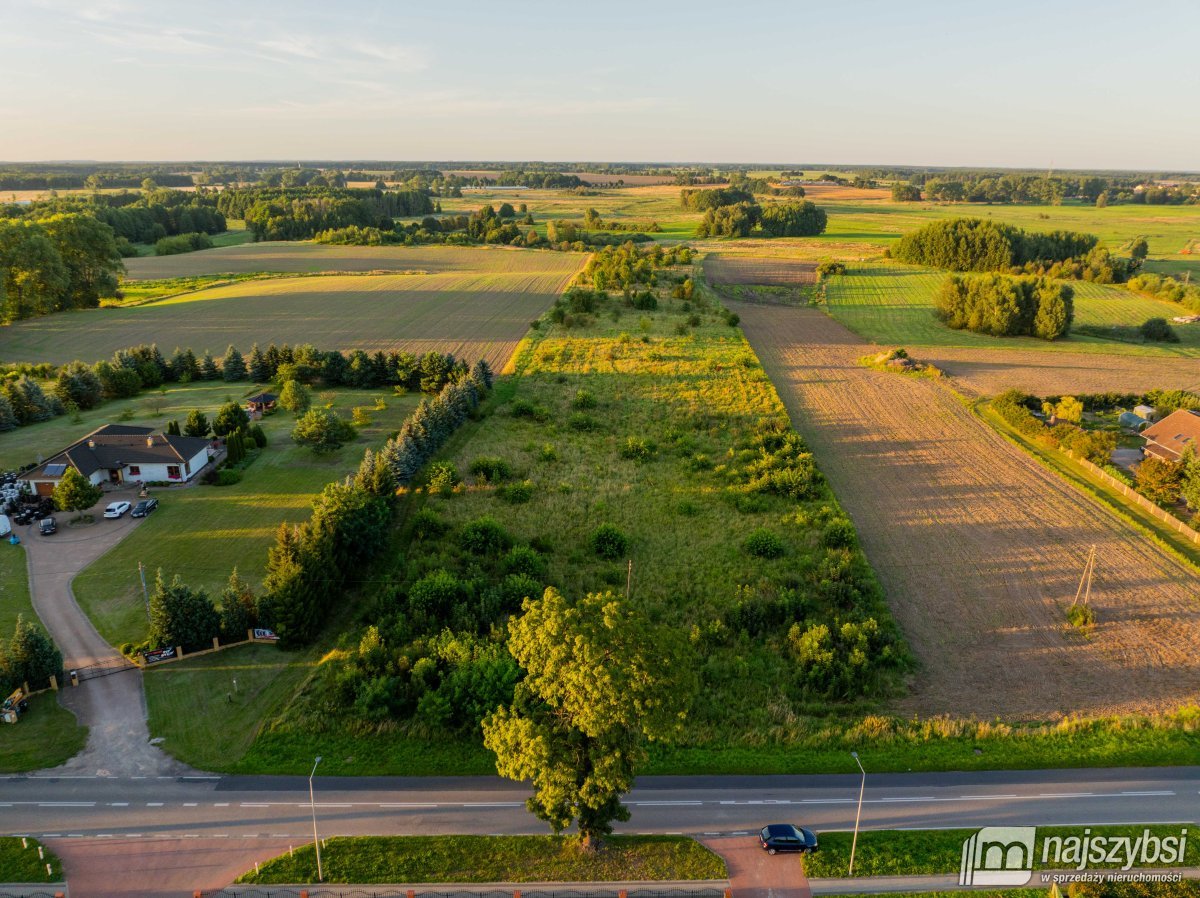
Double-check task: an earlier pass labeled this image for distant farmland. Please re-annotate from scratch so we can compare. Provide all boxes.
[704,254,818,286]
[123,242,580,279]
[2,247,585,372]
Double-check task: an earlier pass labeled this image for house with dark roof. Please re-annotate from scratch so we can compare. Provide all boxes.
[21,424,213,496]
[1141,409,1200,462]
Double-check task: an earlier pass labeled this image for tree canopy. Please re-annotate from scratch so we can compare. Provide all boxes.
[483,589,694,849]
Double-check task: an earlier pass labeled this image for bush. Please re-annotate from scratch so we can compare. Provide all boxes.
[410,508,448,541]
[620,436,656,460]
[426,461,460,492]
[214,468,243,486]
[744,528,785,558]
[822,518,857,548]
[568,412,599,431]
[590,523,629,560]
[816,260,847,278]
[407,569,468,621]
[572,389,597,410]
[510,399,550,422]
[502,545,546,579]
[459,516,513,555]
[1140,317,1179,342]
[497,480,534,504]
[291,408,357,453]
[470,456,512,483]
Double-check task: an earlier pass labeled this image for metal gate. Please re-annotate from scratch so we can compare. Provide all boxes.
[71,656,138,681]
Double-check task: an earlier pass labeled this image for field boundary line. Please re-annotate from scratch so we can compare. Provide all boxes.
[975,401,1200,573]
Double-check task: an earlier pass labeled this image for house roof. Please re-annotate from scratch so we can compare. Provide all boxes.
[1141,409,1200,461]
[246,392,277,404]
[23,424,211,480]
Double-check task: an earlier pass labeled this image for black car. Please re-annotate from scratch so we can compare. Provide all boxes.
[131,498,159,518]
[760,824,819,855]
[39,517,57,535]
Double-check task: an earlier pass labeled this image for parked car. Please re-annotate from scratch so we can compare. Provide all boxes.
[39,517,56,535]
[130,498,158,518]
[103,501,131,519]
[760,824,819,855]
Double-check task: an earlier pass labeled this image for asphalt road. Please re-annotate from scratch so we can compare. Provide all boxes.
[3,766,1198,843]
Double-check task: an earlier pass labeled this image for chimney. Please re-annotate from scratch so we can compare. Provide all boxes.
[87,439,95,449]
[147,436,155,448]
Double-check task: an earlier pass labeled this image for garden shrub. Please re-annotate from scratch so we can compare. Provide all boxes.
[572,389,597,410]
[497,480,534,504]
[501,545,546,579]
[409,508,447,541]
[427,461,459,492]
[620,436,656,460]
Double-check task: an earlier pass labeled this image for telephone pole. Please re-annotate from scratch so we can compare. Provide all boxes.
[1071,546,1096,610]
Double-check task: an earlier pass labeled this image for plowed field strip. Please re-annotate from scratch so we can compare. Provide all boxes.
[734,302,1200,718]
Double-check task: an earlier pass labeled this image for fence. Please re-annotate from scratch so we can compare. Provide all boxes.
[1063,450,1200,545]
[200,886,729,898]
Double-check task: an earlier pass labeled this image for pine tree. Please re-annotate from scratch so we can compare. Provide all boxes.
[166,419,181,436]
[16,377,54,422]
[472,358,494,390]
[183,409,210,438]
[264,344,281,378]
[200,352,219,381]
[222,345,247,381]
[0,394,16,432]
[7,615,63,689]
[247,343,268,382]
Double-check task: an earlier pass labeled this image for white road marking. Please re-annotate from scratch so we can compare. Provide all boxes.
[146,802,164,807]
[38,802,96,807]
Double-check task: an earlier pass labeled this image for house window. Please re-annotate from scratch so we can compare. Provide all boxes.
[127,465,141,476]
[167,465,181,480]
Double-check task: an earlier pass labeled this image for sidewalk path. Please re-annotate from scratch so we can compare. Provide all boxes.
[702,836,810,898]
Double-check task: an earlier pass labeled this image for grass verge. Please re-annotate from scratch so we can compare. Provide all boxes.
[0,696,85,773]
[976,402,1200,572]
[237,835,725,885]
[805,825,1197,879]
[0,837,62,882]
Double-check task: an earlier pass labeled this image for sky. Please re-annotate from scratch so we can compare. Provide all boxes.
[3,0,1199,170]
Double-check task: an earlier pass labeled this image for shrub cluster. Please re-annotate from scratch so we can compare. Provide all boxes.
[0,616,62,692]
[992,390,1116,464]
[894,218,1098,272]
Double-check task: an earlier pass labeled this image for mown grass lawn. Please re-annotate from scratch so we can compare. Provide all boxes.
[805,825,1198,878]
[144,642,317,771]
[73,387,419,648]
[823,264,1200,357]
[0,544,88,773]
[237,836,726,885]
[0,837,63,883]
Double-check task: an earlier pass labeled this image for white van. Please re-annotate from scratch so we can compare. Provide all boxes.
[0,515,10,538]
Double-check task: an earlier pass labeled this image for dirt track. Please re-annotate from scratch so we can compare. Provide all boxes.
[734,302,1200,718]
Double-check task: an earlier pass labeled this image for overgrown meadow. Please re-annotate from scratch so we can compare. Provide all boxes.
[238,256,909,773]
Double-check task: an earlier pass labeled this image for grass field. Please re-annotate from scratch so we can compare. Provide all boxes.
[0,545,88,773]
[237,835,725,885]
[0,273,582,373]
[734,302,1200,719]
[805,825,1198,879]
[144,642,318,770]
[0,837,62,883]
[821,265,1200,357]
[72,387,419,648]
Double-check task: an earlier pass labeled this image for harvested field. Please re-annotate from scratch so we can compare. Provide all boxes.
[123,242,579,280]
[735,301,1200,718]
[924,346,1200,397]
[445,170,675,186]
[0,259,584,372]
[703,254,817,286]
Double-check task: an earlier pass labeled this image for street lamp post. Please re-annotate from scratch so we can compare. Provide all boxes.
[309,756,323,882]
[848,751,866,877]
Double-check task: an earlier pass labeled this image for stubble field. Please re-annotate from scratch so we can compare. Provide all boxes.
[734,302,1200,719]
[1,246,586,372]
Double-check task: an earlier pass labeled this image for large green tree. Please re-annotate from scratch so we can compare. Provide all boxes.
[52,466,103,517]
[148,571,221,653]
[291,408,356,453]
[483,589,693,850]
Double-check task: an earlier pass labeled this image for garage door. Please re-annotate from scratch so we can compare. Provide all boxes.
[34,481,54,497]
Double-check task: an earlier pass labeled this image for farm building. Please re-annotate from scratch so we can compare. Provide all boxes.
[1118,411,1152,432]
[1141,409,1200,462]
[21,425,212,496]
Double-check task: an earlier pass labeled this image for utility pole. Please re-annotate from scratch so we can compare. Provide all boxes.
[625,559,633,599]
[848,751,867,877]
[138,562,150,621]
[309,756,324,882]
[1071,546,1097,610]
